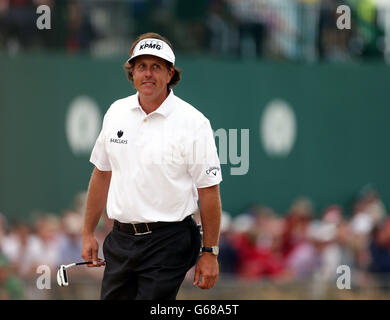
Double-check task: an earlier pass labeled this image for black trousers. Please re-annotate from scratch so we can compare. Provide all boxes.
[100,216,201,300]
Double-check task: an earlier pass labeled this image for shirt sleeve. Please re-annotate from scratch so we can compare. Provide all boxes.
[187,119,222,188]
[90,113,111,171]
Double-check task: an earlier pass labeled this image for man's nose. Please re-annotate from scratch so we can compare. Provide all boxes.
[144,67,153,77]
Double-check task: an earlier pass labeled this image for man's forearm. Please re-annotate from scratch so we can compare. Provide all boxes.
[197,184,222,247]
[83,168,112,235]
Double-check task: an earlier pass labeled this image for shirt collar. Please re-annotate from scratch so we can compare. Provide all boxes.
[129,90,176,118]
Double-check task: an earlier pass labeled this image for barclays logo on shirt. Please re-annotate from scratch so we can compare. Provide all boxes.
[110,130,127,144]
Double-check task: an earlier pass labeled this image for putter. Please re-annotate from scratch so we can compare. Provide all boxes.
[56,261,96,287]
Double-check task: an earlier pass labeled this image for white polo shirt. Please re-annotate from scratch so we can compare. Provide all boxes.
[90,90,222,223]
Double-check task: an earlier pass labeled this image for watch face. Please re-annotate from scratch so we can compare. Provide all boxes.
[202,246,219,255]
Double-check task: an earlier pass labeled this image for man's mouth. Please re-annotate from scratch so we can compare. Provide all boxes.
[142,81,155,86]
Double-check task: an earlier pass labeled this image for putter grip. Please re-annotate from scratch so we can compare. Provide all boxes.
[75,261,93,266]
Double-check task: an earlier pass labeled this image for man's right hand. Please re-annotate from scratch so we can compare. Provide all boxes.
[81,234,105,267]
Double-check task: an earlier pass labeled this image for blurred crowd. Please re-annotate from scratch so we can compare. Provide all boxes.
[0,191,110,299]
[0,0,389,62]
[1,185,390,299]
[212,185,390,296]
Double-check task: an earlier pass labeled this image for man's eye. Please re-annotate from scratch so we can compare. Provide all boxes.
[153,64,160,70]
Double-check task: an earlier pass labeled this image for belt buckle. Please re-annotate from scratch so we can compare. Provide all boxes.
[132,223,152,236]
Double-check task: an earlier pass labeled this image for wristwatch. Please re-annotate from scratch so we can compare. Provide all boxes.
[201,246,219,256]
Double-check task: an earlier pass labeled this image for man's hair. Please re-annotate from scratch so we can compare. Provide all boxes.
[124,32,182,88]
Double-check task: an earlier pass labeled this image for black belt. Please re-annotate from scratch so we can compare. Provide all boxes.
[113,215,191,236]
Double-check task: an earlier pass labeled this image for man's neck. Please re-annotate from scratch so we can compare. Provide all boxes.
[139,90,170,115]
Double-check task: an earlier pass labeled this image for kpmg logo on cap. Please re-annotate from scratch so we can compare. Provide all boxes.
[138,40,163,51]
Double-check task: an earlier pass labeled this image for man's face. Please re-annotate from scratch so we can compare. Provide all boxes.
[132,55,173,100]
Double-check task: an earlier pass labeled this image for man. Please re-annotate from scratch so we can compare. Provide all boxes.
[81,32,223,300]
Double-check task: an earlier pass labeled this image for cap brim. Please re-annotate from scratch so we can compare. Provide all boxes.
[128,51,174,64]
[127,38,175,65]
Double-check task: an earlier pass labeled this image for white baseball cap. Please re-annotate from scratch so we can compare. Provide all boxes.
[127,38,175,65]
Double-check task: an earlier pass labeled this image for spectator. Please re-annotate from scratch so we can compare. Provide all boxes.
[18,214,60,277]
[227,0,271,58]
[218,211,238,274]
[280,197,313,259]
[65,0,96,53]
[0,254,24,299]
[1,221,31,275]
[297,0,321,62]
[320,205,355,277]
[0,213,6,243]
[0,0,36,52]
[206,0,238,55]
[56,210,83,265]
[318,0,352,61]
[232,212,285,279]
[285,222,319,280]
[357,185,387,227]
[348,0,384,59]
[375,0,390,63]
[369,219,390,274]
[266,0,300,60]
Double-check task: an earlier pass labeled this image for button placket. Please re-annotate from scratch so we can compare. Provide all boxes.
[136,116,149,145]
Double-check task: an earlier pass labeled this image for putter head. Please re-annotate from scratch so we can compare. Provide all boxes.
[57,265,69,287]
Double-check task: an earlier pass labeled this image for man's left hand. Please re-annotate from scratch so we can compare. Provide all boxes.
[193,253,219,289]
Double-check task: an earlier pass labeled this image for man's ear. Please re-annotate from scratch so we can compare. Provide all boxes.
[168,67,174,82]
